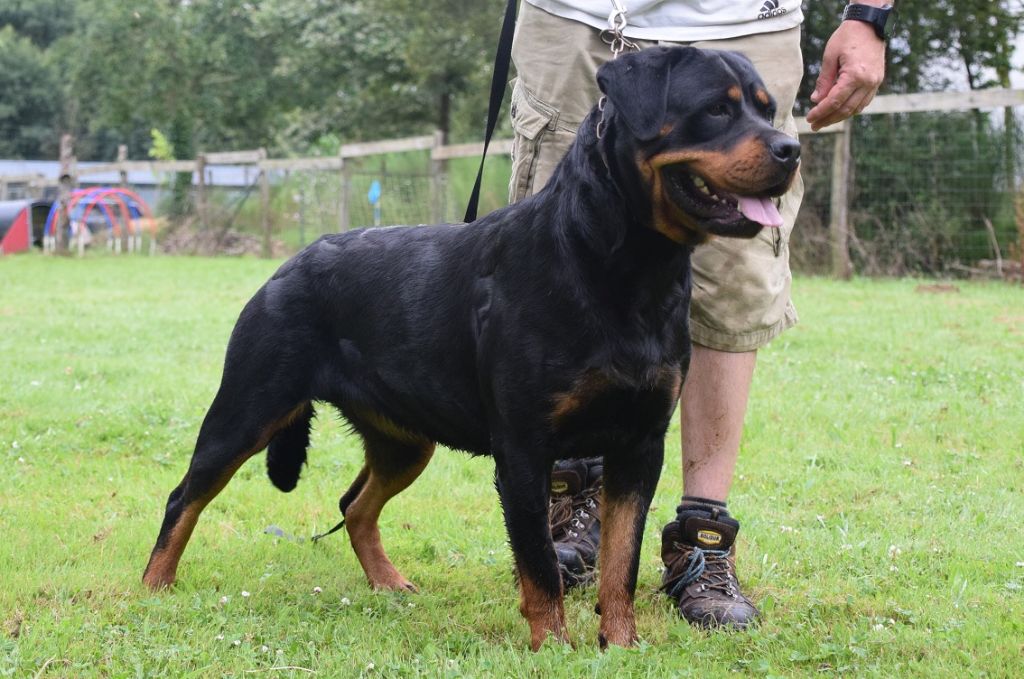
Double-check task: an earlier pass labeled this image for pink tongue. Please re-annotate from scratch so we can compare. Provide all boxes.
[737,196,783,228]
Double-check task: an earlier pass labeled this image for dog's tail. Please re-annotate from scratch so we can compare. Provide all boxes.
[266,402,315,492]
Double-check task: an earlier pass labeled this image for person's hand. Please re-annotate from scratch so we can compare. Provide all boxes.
[805,20,886,131]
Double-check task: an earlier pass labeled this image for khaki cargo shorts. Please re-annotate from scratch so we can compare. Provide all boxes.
[509,2,804,352]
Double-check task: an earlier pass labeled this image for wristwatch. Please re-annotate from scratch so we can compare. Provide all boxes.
[842,3,894,40]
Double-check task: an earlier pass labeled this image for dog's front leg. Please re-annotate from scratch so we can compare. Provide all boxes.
[493,450,570,651]
[597,437,665,648]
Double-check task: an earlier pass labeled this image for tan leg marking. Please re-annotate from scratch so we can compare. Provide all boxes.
[142,454,247,590]
[142,403,310,590]
[345,443,434,592]
[143,503,203,589]
[549,370,611,427]
[518,571,569,651]
[597,492,643,648]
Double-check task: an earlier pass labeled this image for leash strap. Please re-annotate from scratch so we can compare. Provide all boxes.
[311,517,346,543]
[319,0,517,540]
[312,492,351,543]
[464,0,518,223]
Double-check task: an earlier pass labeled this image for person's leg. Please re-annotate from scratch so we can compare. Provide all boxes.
[680,345,757,501]
[659,346,760,627]
[660,26,805,628]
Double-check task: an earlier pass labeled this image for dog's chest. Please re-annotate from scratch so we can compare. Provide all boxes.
[547,366,683,453]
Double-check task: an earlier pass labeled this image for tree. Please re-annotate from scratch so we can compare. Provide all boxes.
[251,0,425,149]
[0,0,74,48]
[253,0,502,148]
[371,0,503,143]
[0,26,61,158]
[57,0,287,160]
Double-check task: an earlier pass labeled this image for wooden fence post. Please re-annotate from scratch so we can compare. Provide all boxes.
[259,148,272,258]
[56,134,76,254]
[340,157,352,232]
[829,122,853,280]
[195,153,208,233]
[117,145,130,252]
[117,145,129,186]
[430,129,447,223]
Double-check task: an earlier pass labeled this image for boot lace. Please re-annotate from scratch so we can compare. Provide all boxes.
[549,485,600,541]
[661,544,741,600]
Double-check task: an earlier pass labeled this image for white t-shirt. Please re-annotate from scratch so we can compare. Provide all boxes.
[525,0,803,42]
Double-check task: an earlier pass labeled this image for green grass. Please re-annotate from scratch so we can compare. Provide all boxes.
[1,253,1022,677]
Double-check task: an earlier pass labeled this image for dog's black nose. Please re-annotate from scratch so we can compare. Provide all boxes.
[769,137,801,169]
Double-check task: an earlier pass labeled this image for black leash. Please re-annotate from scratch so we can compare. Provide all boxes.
[311,517,345,543]
[464,0,518,223]
[311,490,351,543]
[314,0,517,545]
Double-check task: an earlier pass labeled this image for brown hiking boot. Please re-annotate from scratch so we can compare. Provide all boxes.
[548,457,602,589]
[660,504,759,628]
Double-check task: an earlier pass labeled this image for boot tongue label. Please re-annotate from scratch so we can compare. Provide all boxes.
[551,480,569,494]
[696,529,723,546]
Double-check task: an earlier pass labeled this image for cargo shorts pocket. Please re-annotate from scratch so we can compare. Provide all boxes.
[508,80,559,202]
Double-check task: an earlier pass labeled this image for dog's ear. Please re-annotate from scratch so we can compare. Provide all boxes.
[596,47,693,142]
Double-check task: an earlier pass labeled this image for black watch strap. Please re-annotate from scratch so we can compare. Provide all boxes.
[842,4,893,40]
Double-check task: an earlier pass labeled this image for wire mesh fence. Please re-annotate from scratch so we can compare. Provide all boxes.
[796,105,1023,279]
[3,91,1022,281]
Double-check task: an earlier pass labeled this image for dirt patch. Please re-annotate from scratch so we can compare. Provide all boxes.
[4,610,22,638]
[995,315,1024,333]
[915,283,960,294]
[159,225,288,257]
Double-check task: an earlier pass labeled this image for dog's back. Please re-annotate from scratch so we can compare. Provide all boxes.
[241,221,505,463]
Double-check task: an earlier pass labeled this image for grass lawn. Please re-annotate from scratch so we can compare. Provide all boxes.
[1,253,1022,677]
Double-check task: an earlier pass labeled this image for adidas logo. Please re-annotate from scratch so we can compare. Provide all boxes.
[758,0,788,20]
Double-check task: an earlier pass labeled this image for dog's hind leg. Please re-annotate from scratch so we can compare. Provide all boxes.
[493,449,570,651]
[596,437,664,648]
[341,421,434,592]
[142,394,312,590]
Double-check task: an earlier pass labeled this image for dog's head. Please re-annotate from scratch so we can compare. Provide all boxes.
[596,46,800,245]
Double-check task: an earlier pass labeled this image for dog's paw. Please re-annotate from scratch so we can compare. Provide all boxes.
[369,576,418,593]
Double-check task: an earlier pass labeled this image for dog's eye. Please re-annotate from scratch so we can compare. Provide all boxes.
[706,104,731,118]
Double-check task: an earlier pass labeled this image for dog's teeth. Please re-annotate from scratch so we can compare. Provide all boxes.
[699,185,711,195]
[692,176,706,188]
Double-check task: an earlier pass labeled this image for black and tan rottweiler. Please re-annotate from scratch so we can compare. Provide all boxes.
[143,46,799,650]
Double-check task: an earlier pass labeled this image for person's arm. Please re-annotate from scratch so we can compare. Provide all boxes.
[805,1,891,131]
